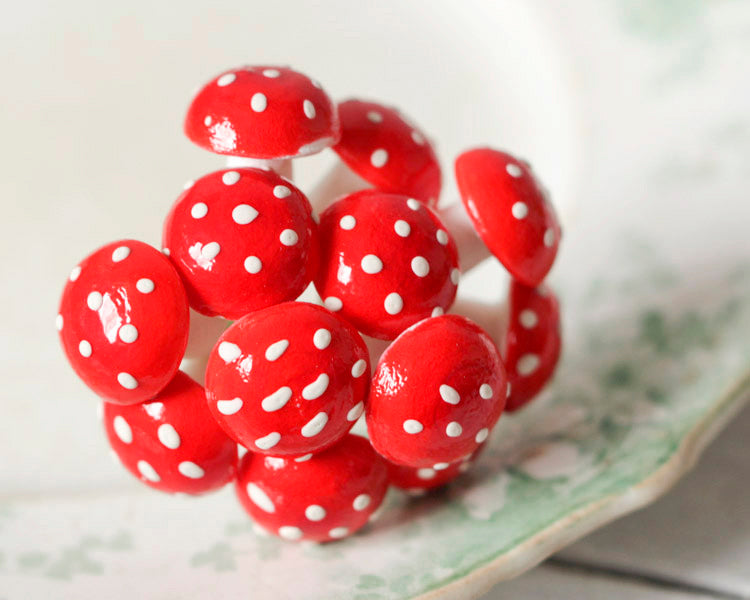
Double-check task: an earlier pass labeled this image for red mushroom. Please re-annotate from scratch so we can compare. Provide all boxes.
[314,190,459,340]
[235,434,388,542]
[205,302,370,456]
[446,147,561,285]
[184,65,340,178]
[57,240,189,404]
[386,444,485,493]
[162,167,318,319]
[367,314,506,468]
[504,281,562,411]
[309,99,441,212]
[103,371,238,494]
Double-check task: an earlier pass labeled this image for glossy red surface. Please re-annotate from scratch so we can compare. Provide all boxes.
[315,190,459,340]
[184,65,339,159]
[334,99,441,206]
[162,167,318,319]
[367,315,506,468]
[205,302,370,456]
[386,443,485,492]
[103,371,238,494]
[58,240,189,404]
[235,434,388,542]
[504,281,562,412]
[455,148,561,286]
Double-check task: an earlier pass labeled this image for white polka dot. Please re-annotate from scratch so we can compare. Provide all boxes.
[204,115,212,126]
[301,412,329,437]
[118,324,138,344]
[351,359,367,378]
[459,462,472,473]
[295,454,313,462]
[329,527,349,539]
[305,504,326,521]
[507,382,513,398]
[384,292,403,315]
[440,384,460,405]
[417,468,436,480]
[479,384,493,399]
[247,482,275,512]
[117,372,138,390]
[78,340,92,357]
[361,254,383,274]
[261,386,292,412]
[191,202,208,219]
[280,229,299,246]
[183,180,195,190]
[136,278,154,293]
[244,256,262,274]
[451,269,460,285]
[217,397,243,415]
[279,526,303,541]
[262,68,280,78]
[313,328,331,349]
[347,401,364,422]
[517,354,541,376]
[112,246,130,262]
[475,428,489,443]
[324,296,343,312]
[201,242,221,260]
[339,215,356,230]
[406,198,420,211]
[255,432,281,450]
[352,495,371,512]
[436,230,449,245]
[520,309,539,328]
[431,307,444,317]
[433,462,450,471]
[446,422,463,437]
[217,73,236,87]
[544,228,556,247]
[157,424,181,449]
[394,220,411,237]
[113,416,132,443]
[274,185,291,198]
[222,170,241,185]
[218,341,242,363]
[251,92,267,112]
[55,314,63,331]
[310,78,322,89]
[403,419,423,434]
[367,111,383,123]
[137,460,160,482]
[69,266,81,281]
[87,291,103,311]
[178,461,205,479]
[303,100,316,119]
[411,256,429,277]
[370,148,388,168]
[506,163,523,178]
[411,130,426,145]
[265,339,289,361]
[162,248,170,256]
[232,204,259,224]
[512,202,529,219]
[302,374,329,400]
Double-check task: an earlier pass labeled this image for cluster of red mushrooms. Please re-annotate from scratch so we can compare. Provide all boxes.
[57,65,562,543]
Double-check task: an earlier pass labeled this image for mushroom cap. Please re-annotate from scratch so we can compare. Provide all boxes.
[334,99,441,206]
[162,168,318,320]
[235,434,388,542]
[314,190,459,340]
[367,315,506,468]
[504,281,562,411]
[454,148,561,286]
[103,371,238,494]
[184,66,340,159]
[386,443,485,492]
[58,240,189,404]
[205,302,370,456]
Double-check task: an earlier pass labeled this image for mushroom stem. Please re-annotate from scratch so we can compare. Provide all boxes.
[307,161,370,215]
[225,156,293,180]
[437,203,491,272]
